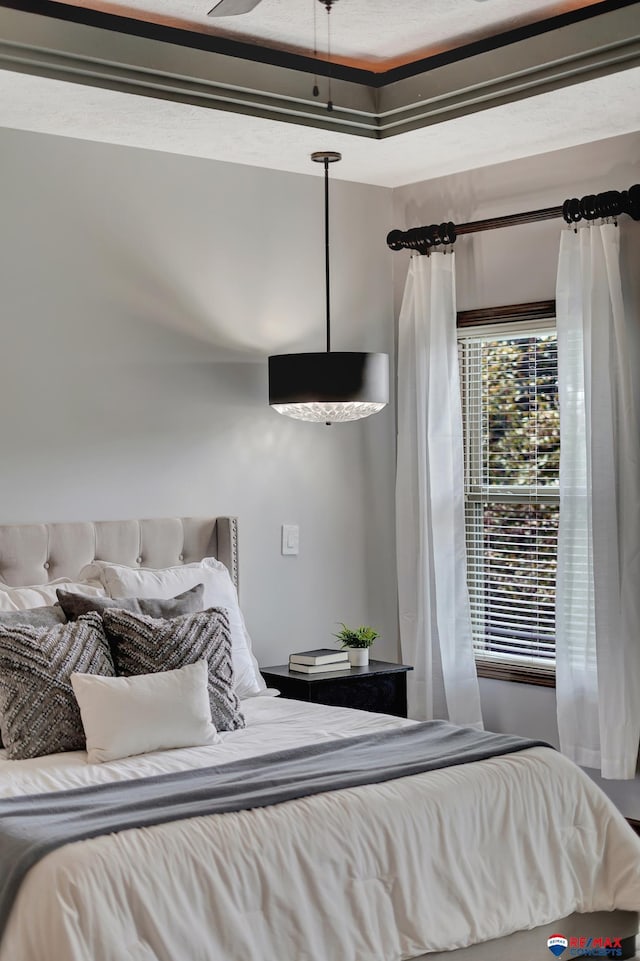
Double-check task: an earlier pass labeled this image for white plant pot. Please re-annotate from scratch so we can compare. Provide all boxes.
[347,648,369,667]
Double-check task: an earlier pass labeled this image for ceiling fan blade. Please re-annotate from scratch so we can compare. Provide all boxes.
[207,0,263,15]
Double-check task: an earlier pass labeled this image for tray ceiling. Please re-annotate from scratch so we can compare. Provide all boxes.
[0,1,638,186]
[49,0,611,71]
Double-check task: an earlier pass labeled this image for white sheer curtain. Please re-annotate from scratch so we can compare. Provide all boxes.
[556,223,640,779]
[396,253,483,726]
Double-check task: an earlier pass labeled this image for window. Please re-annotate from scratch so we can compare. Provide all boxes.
[458,321,559,685]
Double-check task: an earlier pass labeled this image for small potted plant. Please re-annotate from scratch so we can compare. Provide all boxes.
[333,623,379,667]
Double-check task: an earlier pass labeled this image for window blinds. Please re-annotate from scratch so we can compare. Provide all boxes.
[459,328,559,669]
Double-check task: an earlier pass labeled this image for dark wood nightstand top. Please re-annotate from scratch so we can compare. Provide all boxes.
[261,660,413,683]
[261,660,413,718]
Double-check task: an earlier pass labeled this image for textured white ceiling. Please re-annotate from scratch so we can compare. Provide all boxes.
[1,65,638,187]
[50,0,605,69]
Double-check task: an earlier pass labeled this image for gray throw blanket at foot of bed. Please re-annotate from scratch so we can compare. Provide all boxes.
[0,720,550,939]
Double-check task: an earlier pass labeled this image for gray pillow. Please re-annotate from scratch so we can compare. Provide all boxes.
[102,607,245,733]
[57,584,205,621]
[0,606,66,628]
[0,612,115,760]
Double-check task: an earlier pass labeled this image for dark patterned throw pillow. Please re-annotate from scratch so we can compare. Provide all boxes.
[103,607,245,733]
[0,606,68,749]
[0,612,115,760]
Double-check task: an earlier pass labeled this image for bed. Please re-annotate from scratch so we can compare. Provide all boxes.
[0,516,638,961]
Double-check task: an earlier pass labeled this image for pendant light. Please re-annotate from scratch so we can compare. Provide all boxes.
[268,151,389,425]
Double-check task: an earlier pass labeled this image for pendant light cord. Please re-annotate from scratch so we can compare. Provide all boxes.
[326,5,333,111]
[324,156,331,353]
[312,149,341,352]
[312,0,319,98]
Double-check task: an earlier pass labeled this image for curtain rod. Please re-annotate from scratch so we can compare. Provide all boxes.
[387,184,640,254]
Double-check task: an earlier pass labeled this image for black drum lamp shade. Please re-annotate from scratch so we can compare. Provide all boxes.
[268,151,389,424]
[269,352,389,423]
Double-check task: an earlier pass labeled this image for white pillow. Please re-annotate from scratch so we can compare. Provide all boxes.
[71,661,220,764]
[79,557,265,698]
[0,578,106,612]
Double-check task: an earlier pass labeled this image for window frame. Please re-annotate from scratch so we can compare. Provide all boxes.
[457,301,558,688]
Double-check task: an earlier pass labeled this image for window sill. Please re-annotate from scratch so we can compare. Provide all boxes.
[475,658,556,688]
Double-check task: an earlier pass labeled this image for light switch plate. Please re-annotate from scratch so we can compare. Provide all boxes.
[281,524,299,555]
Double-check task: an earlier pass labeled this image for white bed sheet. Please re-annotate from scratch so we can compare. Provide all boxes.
[0,696,639,961]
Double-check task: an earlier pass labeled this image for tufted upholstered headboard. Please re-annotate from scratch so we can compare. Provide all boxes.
[0,517,239,591]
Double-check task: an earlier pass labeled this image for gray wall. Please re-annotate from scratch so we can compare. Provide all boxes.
[2,122,638,815]
[0,127,397,667]
[392,131,640,817]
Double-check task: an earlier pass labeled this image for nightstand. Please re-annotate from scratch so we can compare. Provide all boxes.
[260,660,413,718]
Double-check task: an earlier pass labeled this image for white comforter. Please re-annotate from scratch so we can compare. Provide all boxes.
[0,696,638,961]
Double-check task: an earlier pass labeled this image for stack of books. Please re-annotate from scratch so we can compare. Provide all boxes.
[289,648,351,674]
